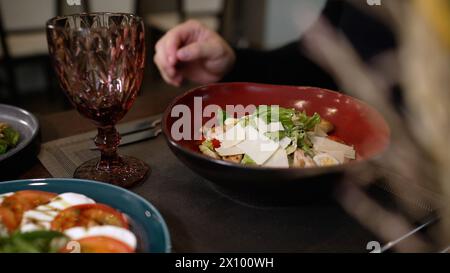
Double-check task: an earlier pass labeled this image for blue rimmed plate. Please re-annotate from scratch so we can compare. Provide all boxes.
[0,178,171,253]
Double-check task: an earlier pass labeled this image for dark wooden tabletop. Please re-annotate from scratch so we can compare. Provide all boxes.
[3,87,388,253]
[17,89,183,180]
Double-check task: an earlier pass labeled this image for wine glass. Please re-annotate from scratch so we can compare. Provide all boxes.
[46,13,150,188]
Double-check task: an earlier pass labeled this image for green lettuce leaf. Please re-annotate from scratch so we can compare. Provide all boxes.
[216,108,230,126]
[241,154,257,165]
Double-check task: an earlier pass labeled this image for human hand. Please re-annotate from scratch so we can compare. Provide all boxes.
[153,20,236,86]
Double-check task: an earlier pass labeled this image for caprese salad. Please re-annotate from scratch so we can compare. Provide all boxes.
[0,190,137,253]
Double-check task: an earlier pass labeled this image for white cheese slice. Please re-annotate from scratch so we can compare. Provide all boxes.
[236,126,279,165]
[255,117,284,134]
[326,151,345,164]
[264,148,289,168]
[64,225,137,250]
[255,117,269,134]
[216,123,246,148]
[267,122,284,132]
[279,137,292,149]
[215,145,244,156]
[224,118,238,126]
[20,193,95,232]
[311,136,356,159]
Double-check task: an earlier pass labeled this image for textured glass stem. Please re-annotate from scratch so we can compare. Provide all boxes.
[95,125,121,169]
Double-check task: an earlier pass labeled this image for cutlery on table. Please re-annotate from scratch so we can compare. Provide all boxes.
[89,117,162,150]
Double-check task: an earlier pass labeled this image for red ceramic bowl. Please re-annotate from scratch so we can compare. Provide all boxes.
[163,83,390,205]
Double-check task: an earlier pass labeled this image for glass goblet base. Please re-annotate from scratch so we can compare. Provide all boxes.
[74,155,150,188]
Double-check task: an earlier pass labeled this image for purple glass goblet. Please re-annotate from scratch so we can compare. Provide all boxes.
[47,13,150,188]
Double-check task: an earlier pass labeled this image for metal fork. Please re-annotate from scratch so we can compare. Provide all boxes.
[119,116,162,136]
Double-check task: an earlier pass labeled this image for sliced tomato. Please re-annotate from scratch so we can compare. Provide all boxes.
[60,236,134,253]
[51,203,128,232]
[211,138,221,149]
[1,190,56,227]
[0,207,18,232]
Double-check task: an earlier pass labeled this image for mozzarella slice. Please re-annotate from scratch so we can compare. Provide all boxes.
[264,148,289,168]
[0,193,12,236]
[0,193,15,236]
[236,126,279,165]
[216,123,246,148]
[215,145,243,156]
[20,193,95,232]
[64,225,137,250]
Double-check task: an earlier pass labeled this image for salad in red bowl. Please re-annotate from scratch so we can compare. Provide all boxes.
[198,105,356,168]
[163,83,390,204]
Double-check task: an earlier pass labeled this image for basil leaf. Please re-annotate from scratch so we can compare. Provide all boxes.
[0,231,68,253]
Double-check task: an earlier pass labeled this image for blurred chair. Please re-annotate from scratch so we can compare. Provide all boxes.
[136,0,230,81]
[143,0,229,34]
[88,0,229,33]
[87,0,136,13]
[0,0,82,102]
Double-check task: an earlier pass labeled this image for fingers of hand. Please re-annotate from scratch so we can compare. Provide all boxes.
[153,21,205,86]
[177,40,220,62]
[153,51,181,86]
[163,20,203,64]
